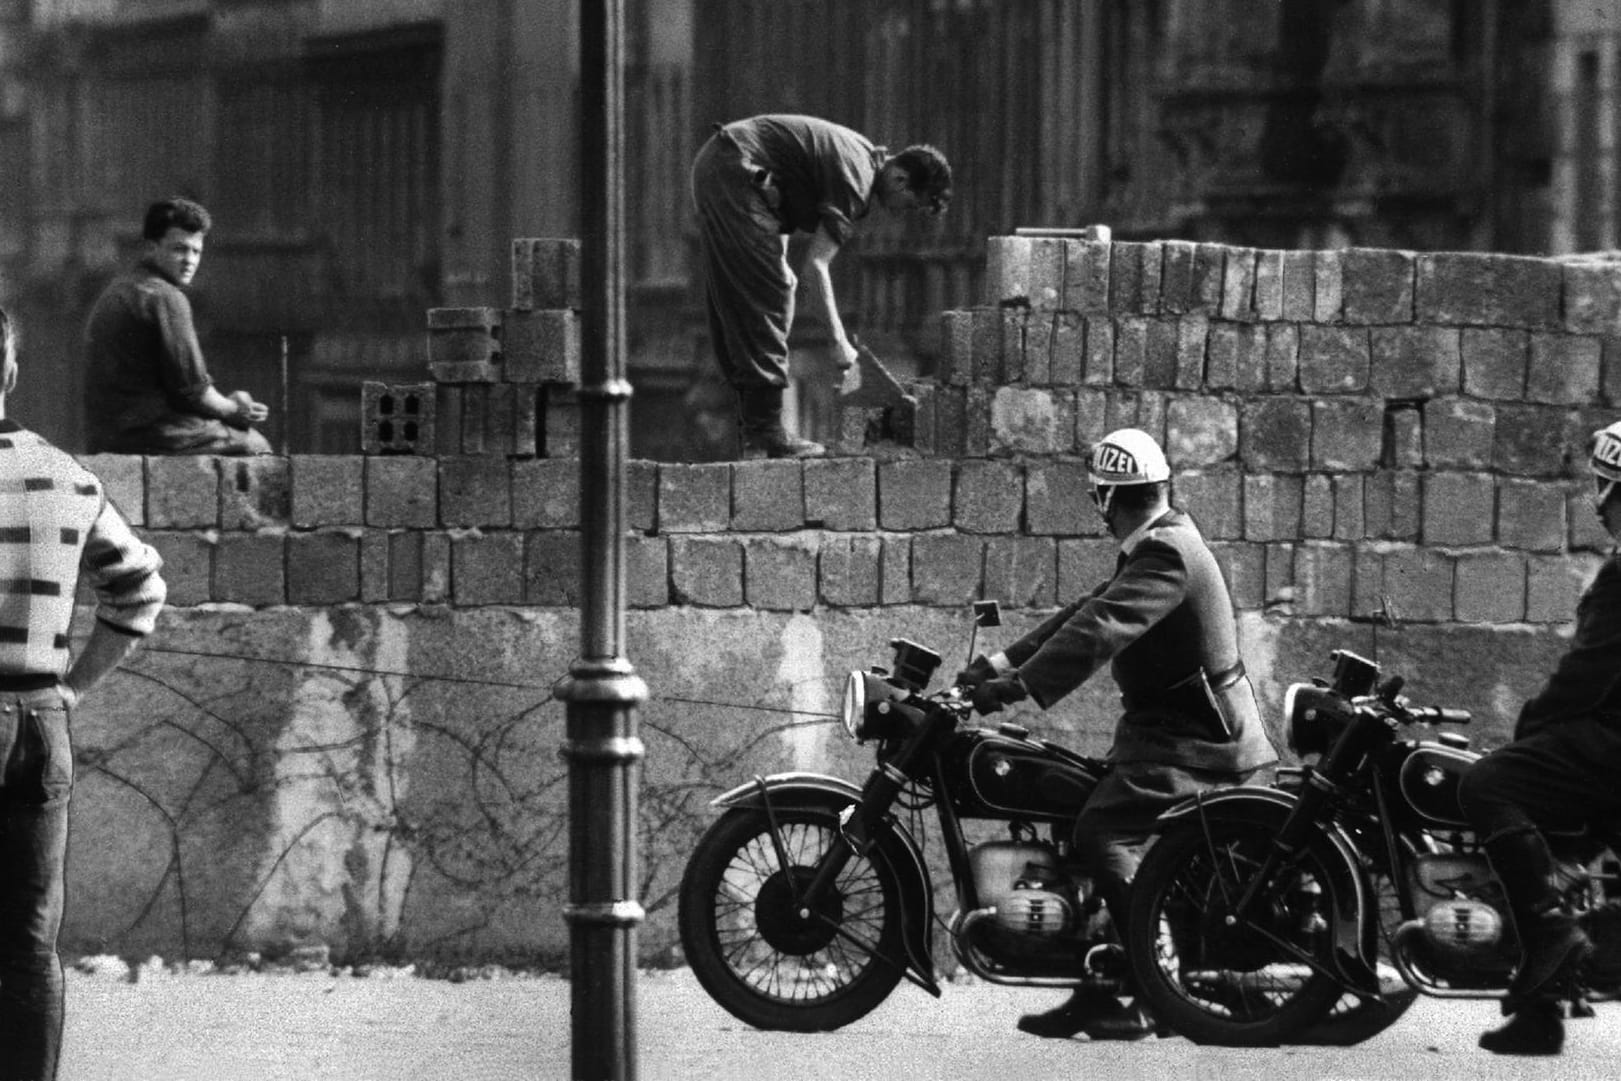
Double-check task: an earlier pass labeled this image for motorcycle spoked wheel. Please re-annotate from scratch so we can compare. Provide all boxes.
[1127,816,1350,1046]
[678,806,907,1031]
[1294,859,1418,1046]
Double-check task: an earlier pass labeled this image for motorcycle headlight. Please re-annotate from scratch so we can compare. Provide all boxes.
[841,669,867,740]
[1284,682,1352,757]
[840,670,922,743]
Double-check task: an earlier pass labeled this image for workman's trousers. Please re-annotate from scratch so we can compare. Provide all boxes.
[0,689,73,1081]
[690,129,794,392]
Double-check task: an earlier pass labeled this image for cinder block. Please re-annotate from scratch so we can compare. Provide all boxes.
[1571,486,1613,551]
[1211,541,1265,610]
[1416,251,1561,329]
[1379,547,1453,622]
[965,387,994,456]
[1082,316,1113,385]
[1174,315,1210,390]
[1461,328,1529,399]
[435,386,463,455]
[503,309,581,384]
[1340,248,1415,324]
[1387,403,1424,468]
[1425,398,1496,469]
[1264,323,1300,392]
[804,458,876,530]
[1297,325,1370,394]
[1313,249,1344,322]
[626,534,669,608]
[1204,323,1246,390]
[1048,312,1084,386]
[1109,242,1147,313]
[1366,472,1422,541]
[511,237,582,311]
[989,386,1067,455]
[932,386,967,456]
[523,530,582,607]
[1073,389,1109,451]
[985,235,1035,306]
[1026,236,1066,310]
[1173,470,1242,540]
[1496,476,1567,552]
[1527,554,1595,622]
[452,531,525,606]
[439,456,511,527]
[1253,249,1285,321]
[1332,474,1365,541]
[1264,542,1295,609]
[218,456,290,530]
[1064,239,1112,313]
[1058,538,1119,600]
[484,383,517,458]
[880,535,911,605]
[1454,551,1526,623]
[670,536,744,606]
[510,383,541,457]
[1525,333,1602,405]
[939,309,975,385]
[1138,243,1164,313]
[75,454,145,525]
[1562,261,1621,336]
[146,531,212,607]
[286,531,359,605]
[657,463,730,533]
[818,534,882,606]
[1282,251,1315,321]
[427,327,500,381]
[878,460,952,530]
[744,536,819,611]
[1167,397,1238,467]
[1311,399,1384,471]
[1240,398,1311,471]
[364,456,437,528]
[1292,543,1353,616]
[1113,317,1147,387]
[360,530,389,602]
[213,532,285,606]
[1421,472,1495,545]
[1234,324,1270,391]
[458,385,489,455]
[292,455,364,528]
[974,308,1010,383]
[386,531,423,601]
[1144,318,1179,390]
[910,533,984,606]
[1005,308,1035,384]
[1302,474,1335,538]
[983,536,1057,608]
[733,461,805,532]
[1159,241,1197,314]
[1220,247,1258,321]
[541,386,580,458]
[953,460,1024,533]
[1243,474,1303,542]
[1351,543,1385,619]
[1370,327,1462,399]
[1025,459,1093,536]
[421,531,451,603]
[1492,404,1570,476]
[1191,244,1227,314]
[146,455,219,529]
[627,460,658,533]
[512,458,579,529]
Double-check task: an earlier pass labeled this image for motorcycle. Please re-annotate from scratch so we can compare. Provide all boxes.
[678,602,1135,1032]
[1125,647,1621,1046]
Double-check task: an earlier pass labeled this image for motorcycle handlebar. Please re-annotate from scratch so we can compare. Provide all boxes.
[1402,705,1472,725]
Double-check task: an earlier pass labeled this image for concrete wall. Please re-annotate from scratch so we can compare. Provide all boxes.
[59,233,1618,967]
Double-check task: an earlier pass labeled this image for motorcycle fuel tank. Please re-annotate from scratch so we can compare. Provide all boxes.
[1397,744,1481,829]
[944,729,1103,822]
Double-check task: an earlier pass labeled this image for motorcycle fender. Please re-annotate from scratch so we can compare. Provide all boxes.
[1156,786,1380,997]
[713,773,939,995]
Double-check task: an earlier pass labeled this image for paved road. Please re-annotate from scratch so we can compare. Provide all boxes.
[59,966,1616,1080]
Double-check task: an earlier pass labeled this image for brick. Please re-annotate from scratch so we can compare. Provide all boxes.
[421,532,451,603]
[909,533,984,606]
[435,386,463,455]
[627,460,658,533]
[1048,312,1084,386]
[291,456,364,528]
[439,457,511,527]
[657,463,730,532]
[1220,247,1258,321]
[1525,333,1602,405]
[457,385,490,454]
[1264,542,1295,609]
[1108,242,1147,313]
[359,531,389,601]
[1387,403,1423,468]
[1159,240,1197,314]
[1370,326,1462,399]
[932,386,967,456]
[1527,554,1595,622]
[880,536,911,605]
[1139,243,1164,313]
[990,387,1067,455]
[1174,315,1210,389]
[450,531,524,606]
[541,385,580,458]
[365,456,436,528]
[1311,399,1384,471]
[1492,404,1570,476]
[626,534,669,608]
[1571,487,1613,551]
[524,530,583,606]
[986,235,1035,306]
[1282,251,1315,321]
[511,237,582,311]
[386,532,422,601]
[1204,323,1248,391]
[1351,544,1385,620]
[1002,307,1031,384]
[970,308,1008,383]
[1380,547,1454,622]
[1027,236,1067,310]
[218,456,289,531]
[1366,472,1421,541]
[744,536,818,610]
[1313,249,1344,322]
[1064,239,1112,313]
[1166,397,1238,467]
[1113,318,1147,387]
[1240,398,1311,471]
[1302,474,1335,539]
[428,306,502,331]
[910,382,939,456]
[1496,477,1567,551]
[1422,472,1496,546]
[502,310,580,385]
[1243,474,1303,541]
[804,458,876,530]
[954,460,1023,533]
[1461,328,1529,399]
[1297,325,1370,394]
[76,455,144,525]
[939,309,975,385]
[485,383,517,457]
[512,458,579,529]
[1332,473,1365,541]
[983,536,1057,608]
[1057,538,1118,600]
[147,532,211,607]
[1341,248,1415,324]
[819,535,882,606]
[1562,261,1621,336]
[1073,390,1109,452]
[1416,251,1561,329]
[1425,398,1496,469]
[1264,323,1300,392]
[147,455,219,529]
[878,460,952,530]
[1292,543,1353,617]
[1143,318,1178,390]
[965,388,994,456]
[1212,541,1265,610]
[1253,249,1285,321]
[1174,471,1242,539]
[213,532,284,605]
[1191,244,1227,314]
[1026,460,1093,536]
[731,461,804,531]
[287,531,360,605]
[1454,551,1526,623]
[670,536,743,606]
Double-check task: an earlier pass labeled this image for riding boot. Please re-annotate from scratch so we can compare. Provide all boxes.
[737,386,825,459]
[1017,987,1151,1040]
[1482,828,1592,999]
[1479,995,1565,1056]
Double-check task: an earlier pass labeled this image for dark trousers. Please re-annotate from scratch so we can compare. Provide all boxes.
[0,691,73,1081]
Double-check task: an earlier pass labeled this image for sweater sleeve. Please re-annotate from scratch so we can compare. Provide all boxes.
[81,499,167,636]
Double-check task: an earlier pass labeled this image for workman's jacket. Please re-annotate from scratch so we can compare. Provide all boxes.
[1000,509,1278,773]
[1515,550,1621,739]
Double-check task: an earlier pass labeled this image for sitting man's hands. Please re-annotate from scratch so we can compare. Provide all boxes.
[970,673,1028,716]
[229,390,269,427]
[954,654,997,690]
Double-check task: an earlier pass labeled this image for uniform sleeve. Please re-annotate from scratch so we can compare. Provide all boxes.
[1516,560,1621,735]
[1012,540,1188,709]
[81,499,167,636]
[149,284,214,407]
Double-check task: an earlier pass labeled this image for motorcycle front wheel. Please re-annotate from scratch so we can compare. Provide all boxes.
[1127,815,1351,1046]
[678,805,907,1031]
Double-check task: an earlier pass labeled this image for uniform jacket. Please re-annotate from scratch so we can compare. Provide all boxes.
[1516,552,1621,739]
[717,115,884,244]
[1004,509,1277,773]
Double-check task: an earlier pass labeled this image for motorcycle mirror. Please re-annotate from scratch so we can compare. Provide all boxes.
[973,600,1002,628]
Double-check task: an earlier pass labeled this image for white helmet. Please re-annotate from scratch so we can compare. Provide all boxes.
[1592,420,1621,507]
[1087,428,1170,516]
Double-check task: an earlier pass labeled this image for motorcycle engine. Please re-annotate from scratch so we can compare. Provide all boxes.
[1403,853,1513,976]
[970,841,1077,940]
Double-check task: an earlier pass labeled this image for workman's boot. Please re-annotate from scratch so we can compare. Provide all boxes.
[1479,996,1565,1056]
[738,386,825,459]
[1482,828,1592,1000]
[1016,988,1154,1041]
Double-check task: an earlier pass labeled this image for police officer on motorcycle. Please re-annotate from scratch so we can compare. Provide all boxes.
[1456,419,1621,1056]
[958,428,1278,1040]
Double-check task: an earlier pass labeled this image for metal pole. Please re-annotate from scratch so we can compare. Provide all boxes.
[559,2,644,1079]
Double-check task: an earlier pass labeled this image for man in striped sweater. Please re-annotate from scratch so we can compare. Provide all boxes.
[0,308,166,1081]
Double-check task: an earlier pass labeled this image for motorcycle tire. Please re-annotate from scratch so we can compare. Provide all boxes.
[678,805,907,1031]
[1126,814,1350,1046]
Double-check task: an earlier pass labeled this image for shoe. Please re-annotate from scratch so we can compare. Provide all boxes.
[1016,990,1153,1040]
[1479,997,1564,1055]
[738,386,827,459]
[1510,911,1593,1000]
[1083,999,1156,1041]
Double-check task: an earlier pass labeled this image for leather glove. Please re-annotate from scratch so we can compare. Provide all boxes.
[955,654,997,690]
[970,674,1028,716]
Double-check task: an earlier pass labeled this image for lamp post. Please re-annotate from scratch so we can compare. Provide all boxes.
[559,1,645,1078]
